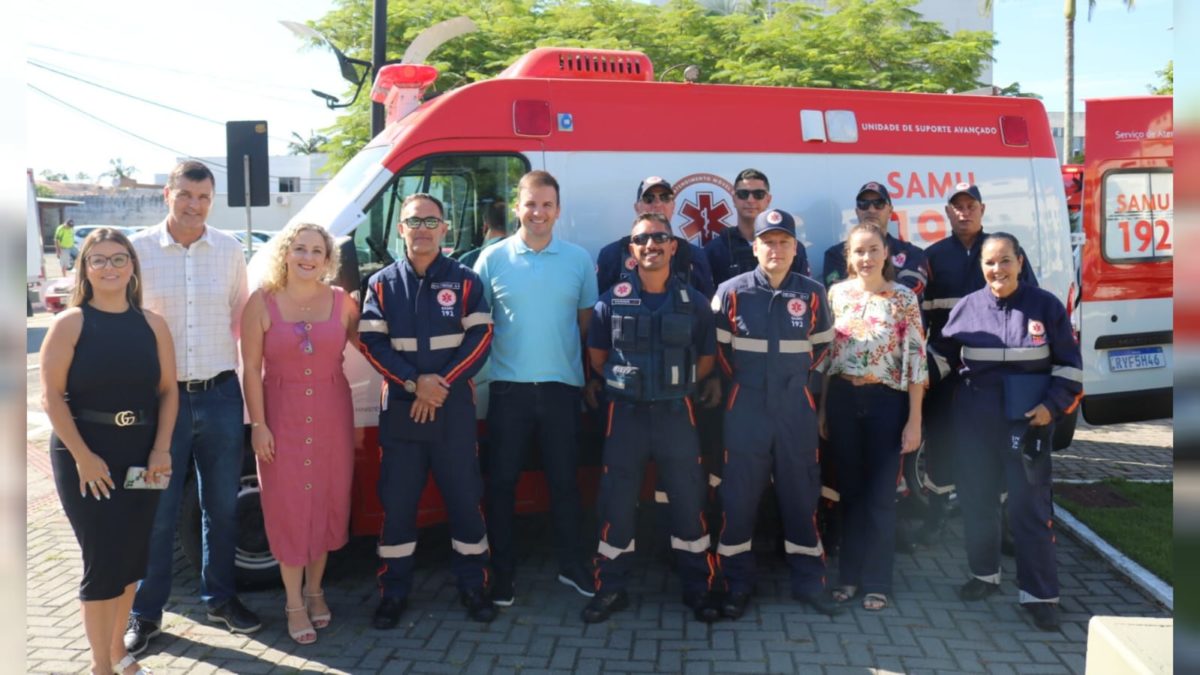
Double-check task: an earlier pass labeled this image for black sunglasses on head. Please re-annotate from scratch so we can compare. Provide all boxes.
[734,188,768,200]
[630,232,673,246]
[857,198,889,210]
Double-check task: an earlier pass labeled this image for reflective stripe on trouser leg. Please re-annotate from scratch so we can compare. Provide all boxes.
[430,389,490,593]
[651,402,715,595]
[375,430,431,599]
[593,403,647,594]
[768,395,826,597]
[716,389,774,594]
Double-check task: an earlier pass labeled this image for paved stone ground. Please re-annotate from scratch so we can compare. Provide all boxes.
[25,416,1172,674]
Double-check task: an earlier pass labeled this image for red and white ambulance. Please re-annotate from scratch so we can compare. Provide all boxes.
[1076,96,1173,424]
[226,47,1076,584]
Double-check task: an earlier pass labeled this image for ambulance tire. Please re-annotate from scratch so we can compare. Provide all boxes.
[1053,407,1078,451]
[181,439,280,590]
[898,443,932,516]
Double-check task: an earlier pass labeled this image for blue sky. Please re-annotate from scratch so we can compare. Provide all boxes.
[23,0,1174,182]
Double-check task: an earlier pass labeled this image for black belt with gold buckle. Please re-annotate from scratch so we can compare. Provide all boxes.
[178,370,236,393]
[74,408,155,427]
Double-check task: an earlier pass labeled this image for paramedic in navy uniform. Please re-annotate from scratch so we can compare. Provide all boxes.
[820,181,929,297]
[931,232,1081,632]
[358,193,497,627]
[711,208,840,620]
[594,176,714,298]
[917,183,1038,544]
[582,212,721,624]
[705,169,809,287]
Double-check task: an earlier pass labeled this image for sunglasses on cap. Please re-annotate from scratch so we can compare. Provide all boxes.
[85,253,131,269]
[640,191,674,204]
[856,198,889,210]
[734,188,768,200]
[630,232,673,246]
[401,216,443,229]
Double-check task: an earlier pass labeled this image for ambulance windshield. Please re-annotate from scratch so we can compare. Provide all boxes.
[290,144,392,239]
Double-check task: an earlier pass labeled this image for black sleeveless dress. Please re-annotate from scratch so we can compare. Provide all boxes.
[50,303,163,601]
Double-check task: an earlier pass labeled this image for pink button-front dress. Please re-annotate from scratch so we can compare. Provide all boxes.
[257,287,354,566]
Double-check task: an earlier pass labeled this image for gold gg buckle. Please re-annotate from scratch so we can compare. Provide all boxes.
[114,410,136,427]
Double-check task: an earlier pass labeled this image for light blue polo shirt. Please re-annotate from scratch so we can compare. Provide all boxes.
[474,233,598,386]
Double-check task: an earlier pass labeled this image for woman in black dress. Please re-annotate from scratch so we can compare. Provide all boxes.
[40,228,177,675]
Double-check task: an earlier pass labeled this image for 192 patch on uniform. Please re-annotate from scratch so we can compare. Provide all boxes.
[437,289,457,317]
[1028,319,1046,345]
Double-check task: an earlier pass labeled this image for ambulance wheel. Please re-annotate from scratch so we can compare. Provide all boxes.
[1053,408,1078,451]
[180,449,280,590]
[898,443,932,516]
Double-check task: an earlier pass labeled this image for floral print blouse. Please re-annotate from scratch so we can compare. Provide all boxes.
[821,280,928,392]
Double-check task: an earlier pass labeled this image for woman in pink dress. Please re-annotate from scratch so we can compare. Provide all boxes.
[240,222,357,645]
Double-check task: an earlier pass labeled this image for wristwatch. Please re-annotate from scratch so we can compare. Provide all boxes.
[404,379,418,394]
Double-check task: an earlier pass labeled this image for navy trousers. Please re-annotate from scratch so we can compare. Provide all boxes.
[593,399,714,595]
[825,378,908,595]
[953,382,1058,603]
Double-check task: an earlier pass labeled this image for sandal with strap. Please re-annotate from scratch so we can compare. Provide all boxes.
[831,585,858,604]
[304,591,332,629]
[114,653,153,675]
[862,593,889,611]
[286,605,317,644]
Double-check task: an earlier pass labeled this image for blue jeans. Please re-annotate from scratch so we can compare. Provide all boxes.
[132,375,245,621]
[484,381,584,579]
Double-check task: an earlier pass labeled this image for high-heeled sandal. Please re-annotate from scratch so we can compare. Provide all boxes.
[304,590,332,629]
[286,605,317,644]
[113,653,153,675]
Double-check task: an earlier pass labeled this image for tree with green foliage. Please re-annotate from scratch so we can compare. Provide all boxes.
[35,183,58,198]
[288,131,331,155]
[306,0,995,172]
[101,158,137,183]
[40,169,68,182]
[1150,60,1172,95]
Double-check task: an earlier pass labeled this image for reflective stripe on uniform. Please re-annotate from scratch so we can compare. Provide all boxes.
[961,346,1051,362]
[897,269,928,284]
[378,542,416,558]
[931,348,951,380]
[429,333,464,350]
[359,319,388,333]
[654,490,669,504]
[1019,590,1060,604]
[783,539,824,557]
[708,473,722,488]
[820,485,840,502]
[461,312,493,329]
[451,536,489,556]
[921,297,960,311]
[717,539,753,557]
[716,327,733,344]
[1052,365,1084,383]
[597,538,636,560]
[731,336,768,352]
[974,571,1001,584]
[390,337,418,352]
[809,328,834,345]
[670,535,711,554]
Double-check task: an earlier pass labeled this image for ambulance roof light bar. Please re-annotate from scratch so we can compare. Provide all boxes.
[372,64,441,124]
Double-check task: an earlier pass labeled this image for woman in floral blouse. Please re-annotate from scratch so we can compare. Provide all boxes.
[818,223,927,611]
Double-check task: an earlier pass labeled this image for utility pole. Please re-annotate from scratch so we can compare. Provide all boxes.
[372,0,387,137]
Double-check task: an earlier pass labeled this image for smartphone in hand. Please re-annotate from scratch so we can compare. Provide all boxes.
[124,466,168,490]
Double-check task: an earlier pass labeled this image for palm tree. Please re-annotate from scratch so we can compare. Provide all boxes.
[288,131,330,155]
[101,158,137,183]
[987,0,1134,163]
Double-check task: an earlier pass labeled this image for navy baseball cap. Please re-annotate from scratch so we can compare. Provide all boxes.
[753,209,797,239]
[855,181,892,204]
[948,182,984,203]
[636,176,673,200]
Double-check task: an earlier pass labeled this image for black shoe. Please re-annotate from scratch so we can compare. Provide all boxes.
[581,590,629,623]
[793,590,845,616]
[372,596,407,630]
[206,597,262,634]
[1001,534,1017,557]
[959,578,1000,602]
[123,616,161,656]
[721,591,751,620]
[1024,602,1061,631]
[558,563,596,598]
[491,573,515,607]
[461,588,497,623]
[683,591,722,623]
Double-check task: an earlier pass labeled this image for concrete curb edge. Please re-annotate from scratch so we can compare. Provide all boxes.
[1055,504,1173,610]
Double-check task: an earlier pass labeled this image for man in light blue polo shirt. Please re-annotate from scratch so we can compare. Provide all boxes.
[473,170,598,607]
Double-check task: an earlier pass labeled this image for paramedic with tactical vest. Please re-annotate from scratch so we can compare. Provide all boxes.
[711,208,840,620]
[358,193,497,628]
[917,183,1039,545]
[705,169,810,287]
[594,176,715,298]
[930,232,1081,632]
[582,213,721,624]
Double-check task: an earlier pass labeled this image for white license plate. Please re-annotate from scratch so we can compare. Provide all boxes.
[1108,347,1166,372]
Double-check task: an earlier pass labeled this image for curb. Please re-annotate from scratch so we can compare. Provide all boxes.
[1055,503,1173,610]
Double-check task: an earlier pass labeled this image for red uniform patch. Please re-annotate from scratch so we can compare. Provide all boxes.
[437,289,457,307]
[1028,319,1045,336]
[624,256,638,270]
[787,298,807,317]
[892,252,906,267]
[614,282,633,298]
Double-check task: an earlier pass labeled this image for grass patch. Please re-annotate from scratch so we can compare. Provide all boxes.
[1055,478,1172,584]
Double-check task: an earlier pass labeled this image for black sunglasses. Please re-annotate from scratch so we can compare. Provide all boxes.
[630,232,673,246]
[401,216,443,229]
[856,198,889,210]
[640,192,674,204]
[734,189,768,200]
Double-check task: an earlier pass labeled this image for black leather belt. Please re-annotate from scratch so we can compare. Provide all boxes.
[74,408,156,427]
[179,370,236,393]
